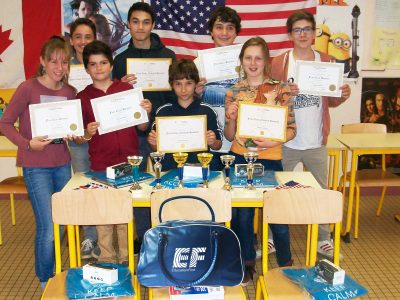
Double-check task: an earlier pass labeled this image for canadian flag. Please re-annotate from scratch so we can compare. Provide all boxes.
[0,0,61,88]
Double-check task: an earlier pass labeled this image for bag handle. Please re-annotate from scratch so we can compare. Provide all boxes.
[158,231,219,286]
[158,195,215,223]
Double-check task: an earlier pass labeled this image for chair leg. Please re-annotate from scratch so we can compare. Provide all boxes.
[255,277,262,300]
[10,193,16,226]
[376,186,388,217]
[354,184,360,239]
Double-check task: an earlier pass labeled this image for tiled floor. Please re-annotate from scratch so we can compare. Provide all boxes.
[0,193,399,299]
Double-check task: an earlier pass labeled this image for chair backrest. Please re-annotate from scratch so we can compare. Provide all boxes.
[52,189,132,225]
[341,123,387,134]
[51,189,134,273]
[150,188,232,226]
[263,188,342,225]
[262,188,343,272]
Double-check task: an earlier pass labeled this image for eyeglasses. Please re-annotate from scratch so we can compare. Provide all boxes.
[291,27,314,35]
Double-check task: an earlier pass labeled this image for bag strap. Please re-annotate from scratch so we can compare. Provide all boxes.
[158,195,216,223]
[158,231,219,286]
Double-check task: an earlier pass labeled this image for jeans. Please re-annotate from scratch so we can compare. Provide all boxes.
[23,163,71,283]
[230,152,292,266]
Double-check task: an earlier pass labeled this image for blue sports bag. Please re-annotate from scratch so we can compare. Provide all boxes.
[137,195,244,287]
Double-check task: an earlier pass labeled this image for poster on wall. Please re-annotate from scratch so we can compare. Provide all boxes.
[62,0,139,54]
[316,0,367,79]
[369,0,400,70]
[360,78,400,172]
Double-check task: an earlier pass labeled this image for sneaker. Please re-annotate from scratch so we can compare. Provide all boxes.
[317,240,343,260]
[91,244,100,259]
[81,239,95,259]
[268,239,276,255]
[241,265,256,287]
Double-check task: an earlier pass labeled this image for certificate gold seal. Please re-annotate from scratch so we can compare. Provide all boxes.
[134,112,142,119]
[260,130,264,135]
[235,66,240,73]
[180,144,185,148]
[69,123,77,131]
[147,83,152,88]
[329,84,336,91]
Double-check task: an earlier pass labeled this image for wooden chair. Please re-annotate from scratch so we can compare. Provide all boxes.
[41,189,139,300]
[340,123,400,238]
[147,188,246,300]
[255,188,343,300]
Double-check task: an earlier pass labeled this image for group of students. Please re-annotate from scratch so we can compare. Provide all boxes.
[0,2,351,289]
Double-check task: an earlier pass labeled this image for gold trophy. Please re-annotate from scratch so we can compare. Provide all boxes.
[172,152,188,188]
[197,153,214,188]
[220,154,235,190]
[243,152,259,190]
[127,155,143,191]
[150,152,165,189]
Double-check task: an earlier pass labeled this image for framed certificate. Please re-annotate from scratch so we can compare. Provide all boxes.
[127,58,172,91]
[68,64,92,93]
[197,44,243,82]
[29,99,84,139]
[237,102,287,142]
[156,115,207,153]
[91,88,148,135]
[295,60,344,97]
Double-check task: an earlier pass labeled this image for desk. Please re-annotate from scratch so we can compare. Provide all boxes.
[0,136,17,157]
[327,134,346,191]
[336,133,400,242]
[64,171,321,207]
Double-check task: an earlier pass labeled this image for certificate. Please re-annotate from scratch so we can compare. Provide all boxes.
[237,102,287,142]
[29,99,84,139]
[91,88,148,135]
[295,60,344,97]
[156,115,207,153]
[126,58,172,91]
[69,64,92,93]
[197,44,242,82]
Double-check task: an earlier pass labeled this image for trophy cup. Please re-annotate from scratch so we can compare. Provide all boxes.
[172,152,188,188]
[127,155,143,191]
[220,154,235,190]
[150,152,165,189]
[243,152,259,190]
[197,153,214,188]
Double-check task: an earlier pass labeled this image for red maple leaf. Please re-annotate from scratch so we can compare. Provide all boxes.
[0,25,13,63]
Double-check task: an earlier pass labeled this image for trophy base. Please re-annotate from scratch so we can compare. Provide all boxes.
[153,184,164,190]
[129,184,142,191]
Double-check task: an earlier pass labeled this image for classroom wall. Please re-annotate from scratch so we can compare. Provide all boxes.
[0,1,397,181]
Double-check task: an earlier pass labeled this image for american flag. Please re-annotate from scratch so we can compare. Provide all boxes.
[150,0,317,59]
[275,180,310,190]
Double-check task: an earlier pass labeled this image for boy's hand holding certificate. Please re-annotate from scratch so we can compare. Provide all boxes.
[295,60,344,97]
[91,88,148,135]
[29,99,84,139]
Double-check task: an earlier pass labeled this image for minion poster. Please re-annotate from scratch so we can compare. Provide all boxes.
[316,0,366,78]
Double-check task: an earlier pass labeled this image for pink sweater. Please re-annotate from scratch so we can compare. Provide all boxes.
[0,78,75,167]
[271,50,348,145]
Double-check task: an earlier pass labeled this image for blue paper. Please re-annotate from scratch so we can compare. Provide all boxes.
[229,170,278,188]
[282,267,368,300]
[148,169,220,188]
[85,171,154,188]
[66,263,134,299]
